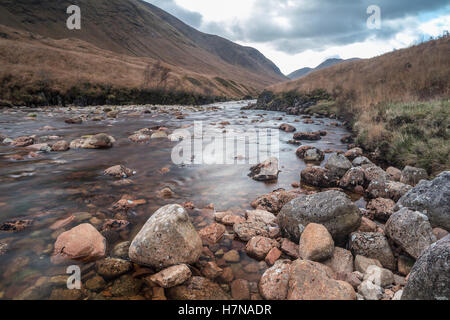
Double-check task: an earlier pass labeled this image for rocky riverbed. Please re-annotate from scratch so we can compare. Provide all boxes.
[0,100,448,300]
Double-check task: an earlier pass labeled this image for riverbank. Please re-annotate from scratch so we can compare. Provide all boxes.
[245,91,449,176]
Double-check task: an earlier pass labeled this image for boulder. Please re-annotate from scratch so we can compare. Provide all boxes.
[366,179,412,202]
[233,221,280,241]
[299,223,334,262]
[349,232,396,270]
[51,224,106,264]
[361,164,389,183]
[245,236,279,260]
[395,171,450,231]
[354,255,382,273]
[296,146,324,162]
[366,198,396,222]
[279,123,296,132]
[402,235,450,300]
[245,209,277,225]
[198,223,226,244]
[358,280,383,300]
[83,133,114,149]
[344,147,363,160]
[128,204,202,269]
[433,227,449,240]
[339,167,365,190]
[400,166,429,186]
[358,217,377,233]
[201,261,223,279]
[248,157,279,181]
[167,277,231,300]
[293,132,321,141]
[385,208,436,259]
[352,156,373,167]
[325,153,352,178]
[363,265,394,287]
[258,260,291,300]
[386,167,402,181]
[51,140,70,152]
[280,238,299,259]
[288,260,356,300]
[278,191,361,244]
[128,133,151,143]
[323,247,354,274]
[265,247,282,265]
[65,117,82,124]
[300,166,338,188]
[151,131,168,139]
[250,189,297,214]
[12,136,35,147]
[95,257,133,279]
[104,165,135,179]
[397,255,415,276]
[149,264,192,288]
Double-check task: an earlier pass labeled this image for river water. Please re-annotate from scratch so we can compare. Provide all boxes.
[0,100,354,299]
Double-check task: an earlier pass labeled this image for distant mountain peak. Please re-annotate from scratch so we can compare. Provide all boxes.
[287,57,360,80]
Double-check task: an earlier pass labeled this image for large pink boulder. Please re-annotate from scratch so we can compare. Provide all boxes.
[51,223,106,264]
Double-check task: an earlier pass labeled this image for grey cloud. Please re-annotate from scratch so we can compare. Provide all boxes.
[146,0,203,27]
[147,0,449,54]
[201,0,449,53]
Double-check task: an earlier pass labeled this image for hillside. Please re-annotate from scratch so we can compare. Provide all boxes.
[287,58,360,80]
[0,0,287,105]
[262,36,450,174]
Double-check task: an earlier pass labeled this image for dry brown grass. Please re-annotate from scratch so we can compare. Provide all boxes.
[271,36,450,108]
[269,36,450,174]
[0,25,262,100]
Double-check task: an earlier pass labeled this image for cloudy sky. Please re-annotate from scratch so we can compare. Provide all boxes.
[147,0,450,75]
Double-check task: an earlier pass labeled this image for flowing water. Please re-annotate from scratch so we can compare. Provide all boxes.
[0,100,356,299]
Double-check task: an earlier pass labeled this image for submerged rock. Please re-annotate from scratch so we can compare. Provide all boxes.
[128,204,202,269]
[167,276,231,300]
[104,165,135,179]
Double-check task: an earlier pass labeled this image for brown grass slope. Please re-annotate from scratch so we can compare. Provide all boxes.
[0,0,286,96]
[271,37,450,106]
[268,37,450,174]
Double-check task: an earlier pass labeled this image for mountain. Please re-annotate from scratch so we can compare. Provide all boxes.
[287,58,360,80]
[0,0,287,104]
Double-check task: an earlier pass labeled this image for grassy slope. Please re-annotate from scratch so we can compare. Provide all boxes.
[0,0,286,104]
[268,36,450,174]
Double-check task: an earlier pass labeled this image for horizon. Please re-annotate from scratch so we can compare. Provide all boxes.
[147,0,450,75]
